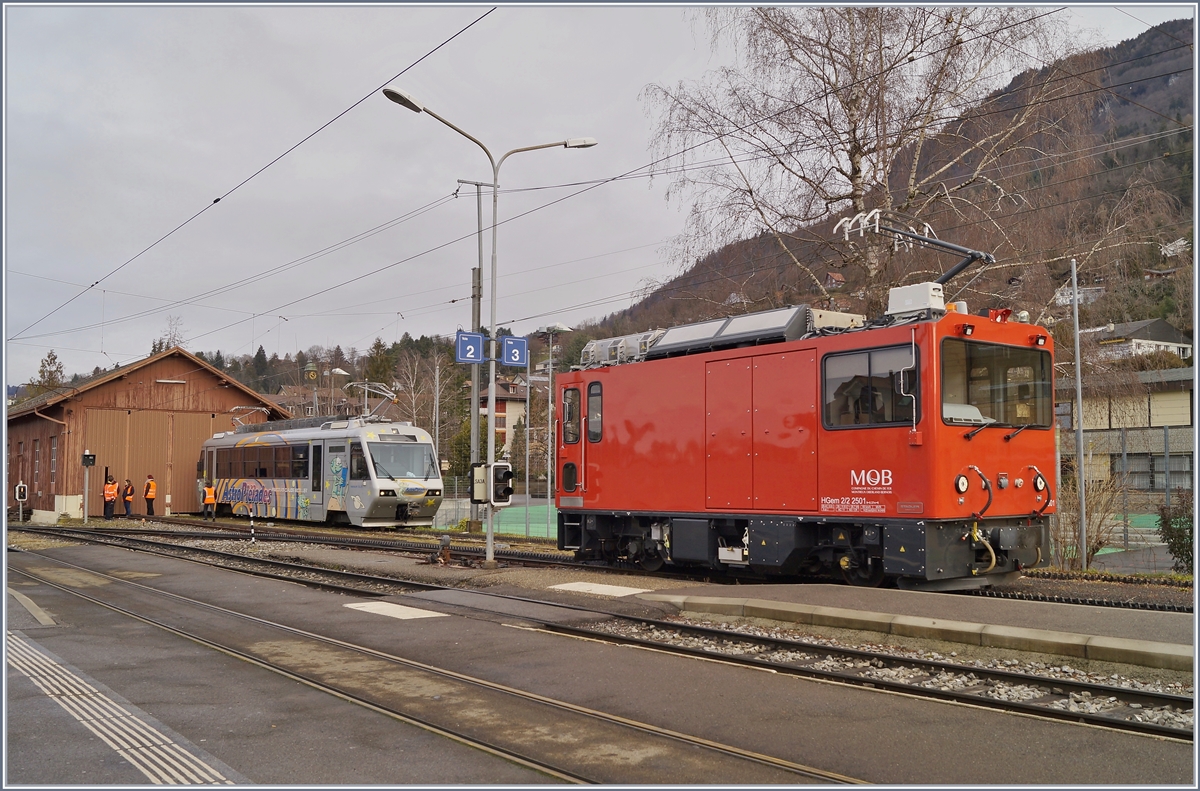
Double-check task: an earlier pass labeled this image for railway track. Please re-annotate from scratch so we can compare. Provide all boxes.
[8,550,861,784]
[22,519,1193,612]
[11,526,1193,742]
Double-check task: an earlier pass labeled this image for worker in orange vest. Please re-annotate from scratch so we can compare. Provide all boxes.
[144,474,157,517]
[121,479,135,518]
[202,480,217,522]
[103,476,118,520]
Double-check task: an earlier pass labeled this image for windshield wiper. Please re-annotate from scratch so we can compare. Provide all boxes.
[373,460,393,480]
[1003,424,1033,441]
[964,421,1007,440]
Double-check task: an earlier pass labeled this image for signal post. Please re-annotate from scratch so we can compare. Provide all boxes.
[458,330,528,567]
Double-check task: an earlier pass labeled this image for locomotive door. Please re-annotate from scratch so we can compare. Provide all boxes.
[325,442,349,512]
[705,359,753,509]
[308,443,323,506]
[752,350,818,511]
[345,441,371,524]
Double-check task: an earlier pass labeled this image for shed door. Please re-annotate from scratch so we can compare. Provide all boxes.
[753,350,818,511]
[705,359,753,510]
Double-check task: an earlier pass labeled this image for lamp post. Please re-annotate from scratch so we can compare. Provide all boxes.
[383,86,595,566]
[536,323,572,537]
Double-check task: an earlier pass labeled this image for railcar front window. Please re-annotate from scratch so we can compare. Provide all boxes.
[367,443,439,480]
[941,339,1052,427]
[563,388,581,444]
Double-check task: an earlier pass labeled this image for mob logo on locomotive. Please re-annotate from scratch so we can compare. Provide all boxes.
[850,469,893,487]
[554,221,1055,591]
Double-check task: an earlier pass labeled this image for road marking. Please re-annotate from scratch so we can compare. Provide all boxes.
[549,582,652,597]
[7,587,56,625]
[344,601,449,620]
[6,632,234,785]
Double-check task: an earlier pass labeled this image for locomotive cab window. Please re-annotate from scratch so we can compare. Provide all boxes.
[563,388,581,444]
[349,442,371,480]
[823,346,918,427]
[587,382,603,442]
[941,339,1052,427]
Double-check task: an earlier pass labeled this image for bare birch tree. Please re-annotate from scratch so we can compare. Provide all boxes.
[645,7,1097,311]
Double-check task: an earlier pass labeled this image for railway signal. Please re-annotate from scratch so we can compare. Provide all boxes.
[490,462,514,507]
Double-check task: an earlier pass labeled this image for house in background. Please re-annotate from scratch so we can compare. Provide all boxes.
[7,347,289,522]
[1079,319,1192,361]
[1056,367,1193,504]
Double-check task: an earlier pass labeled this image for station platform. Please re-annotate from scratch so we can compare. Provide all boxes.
[638,583,1194,671]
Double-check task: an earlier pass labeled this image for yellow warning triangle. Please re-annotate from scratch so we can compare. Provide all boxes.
[899,546,906,552]
[837,532,845,540]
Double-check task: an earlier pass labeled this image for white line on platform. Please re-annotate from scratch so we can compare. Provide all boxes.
[6,633,233,785]
[344,601,449,620]
[549,582,652,597]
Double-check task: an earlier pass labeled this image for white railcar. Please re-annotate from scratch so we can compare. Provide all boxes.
[199,416,443,527]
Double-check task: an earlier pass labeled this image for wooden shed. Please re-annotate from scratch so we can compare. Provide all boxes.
[7,347,290,521]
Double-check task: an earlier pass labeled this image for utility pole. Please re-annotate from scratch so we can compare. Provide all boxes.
[458,179,491,528]
[1071,258,1087,570]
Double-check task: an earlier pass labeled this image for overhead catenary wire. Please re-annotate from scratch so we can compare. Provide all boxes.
[19,7,1190,371]
[8,7,497,342]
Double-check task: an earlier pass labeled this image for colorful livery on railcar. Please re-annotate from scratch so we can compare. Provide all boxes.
[554,237,1056,590]
[199,416,443,527]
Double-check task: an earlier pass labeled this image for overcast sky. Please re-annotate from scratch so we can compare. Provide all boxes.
[3,4,1193,383]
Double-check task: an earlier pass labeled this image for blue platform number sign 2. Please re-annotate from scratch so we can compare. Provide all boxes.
[455,331,485,364]
[501,336,528,367]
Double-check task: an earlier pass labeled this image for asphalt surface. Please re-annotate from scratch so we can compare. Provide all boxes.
[6,543,1194,785]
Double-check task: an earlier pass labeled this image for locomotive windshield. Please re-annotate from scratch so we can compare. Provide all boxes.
[941,339,1052,427]
[367,442,439,480]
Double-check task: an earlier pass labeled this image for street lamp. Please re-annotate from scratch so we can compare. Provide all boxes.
[383,86,595,566]
[536,323,572,537]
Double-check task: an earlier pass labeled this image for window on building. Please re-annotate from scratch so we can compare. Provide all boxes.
[1112,453,1193,491]
[496,416,506,429]
[50,436,57,489]
[305,405,315,417]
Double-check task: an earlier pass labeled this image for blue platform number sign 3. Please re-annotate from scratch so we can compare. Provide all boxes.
[455,331,485,364]
[501,336,528,367]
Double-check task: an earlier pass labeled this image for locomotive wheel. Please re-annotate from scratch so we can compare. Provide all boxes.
[840,555,886,587]
[639,553,664,572]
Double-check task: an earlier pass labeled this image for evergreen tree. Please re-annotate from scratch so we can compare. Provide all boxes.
[253,346,269,390]
[27,349,65,397]
[364,338,392,384]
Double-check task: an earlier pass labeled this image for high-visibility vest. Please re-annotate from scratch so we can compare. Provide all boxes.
[145,480,157,499]
[203,486,216,505]
[103,482,118,502]
[123,485,134,502]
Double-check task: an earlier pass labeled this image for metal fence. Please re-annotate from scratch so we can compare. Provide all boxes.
[432,475,557,539]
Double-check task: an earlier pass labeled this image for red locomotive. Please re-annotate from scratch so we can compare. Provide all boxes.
[554,228,1055,589]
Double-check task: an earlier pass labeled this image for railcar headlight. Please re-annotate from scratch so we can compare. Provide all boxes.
[1033,474,1047,492]
[425,489,442,497]
[379,489,396,497]
[954,474,970,494]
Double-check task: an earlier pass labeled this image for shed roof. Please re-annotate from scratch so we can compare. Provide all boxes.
[7,346,291,421]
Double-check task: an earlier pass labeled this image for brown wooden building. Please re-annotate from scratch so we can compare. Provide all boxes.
[7,347,290,521]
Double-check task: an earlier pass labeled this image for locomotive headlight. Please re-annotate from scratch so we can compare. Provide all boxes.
[379,489,396,498]
[425,489,442,497]
[1033,474,1047,492]
[954,474,970,494]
